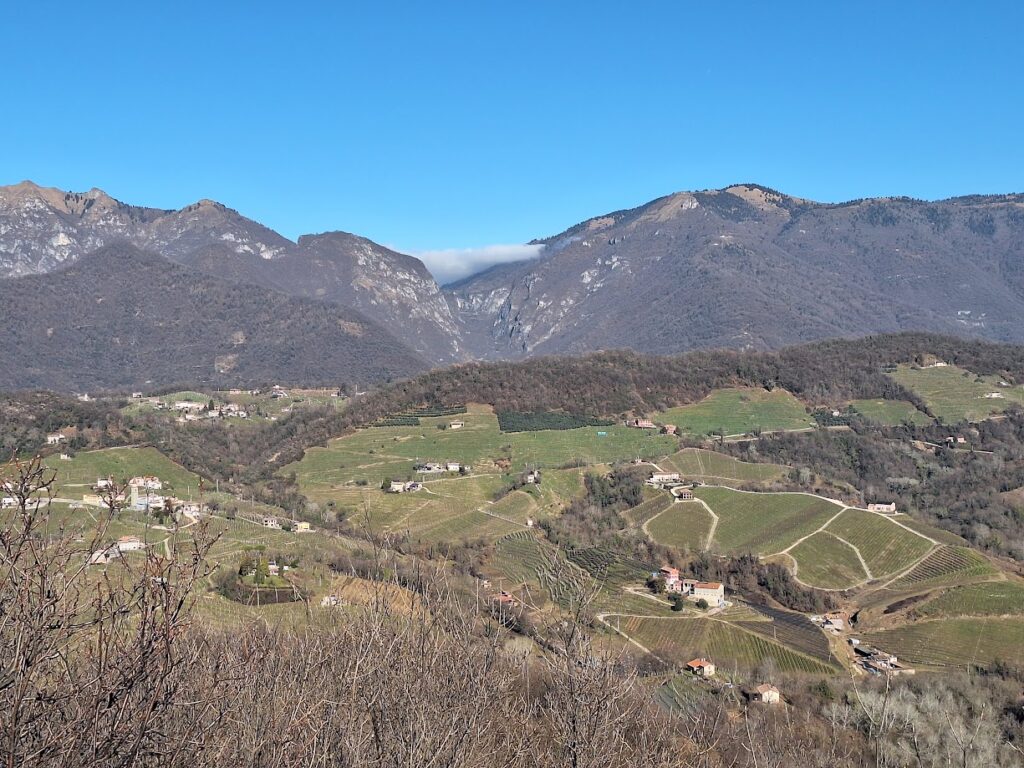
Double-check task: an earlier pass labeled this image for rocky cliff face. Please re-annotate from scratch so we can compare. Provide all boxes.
[0,182,460,363]
[445,185,1024,357]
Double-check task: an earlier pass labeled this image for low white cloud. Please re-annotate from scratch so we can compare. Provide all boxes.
[410,243,545,284]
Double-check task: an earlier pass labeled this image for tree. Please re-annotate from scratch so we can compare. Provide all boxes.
[696,598,709,610]
[670,594,685,612]
[647,576,666,594]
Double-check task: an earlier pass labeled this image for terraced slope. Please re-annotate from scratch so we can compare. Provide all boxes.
[788,532,868,589]
[825,509,934,578]
[660,448,786,485]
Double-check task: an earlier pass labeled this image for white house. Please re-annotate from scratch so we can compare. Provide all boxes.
[649,472,681,485]
[693,581,725,607]
[388,481,408,493]
[867,503,896,513]
[129,476,163,491]
[1,497,16,509]
[115,536,146,553]
[46,433,66,445]
[174,401,204,412]
[449,420,465,430]
[749,684,781,704]
[445,462,461,472]
[262,517,282,529]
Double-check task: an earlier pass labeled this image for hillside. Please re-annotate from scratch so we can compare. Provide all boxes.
[0,182,459,363]
[446,184,1024,357]
[0,243,428,391]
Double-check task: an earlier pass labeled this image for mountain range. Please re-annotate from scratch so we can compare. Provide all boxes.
[2,180,1023,389]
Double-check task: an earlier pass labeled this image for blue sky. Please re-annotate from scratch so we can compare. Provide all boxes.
[1,2,1021,280]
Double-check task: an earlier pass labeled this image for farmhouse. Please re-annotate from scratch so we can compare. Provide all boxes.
[262,517,282,529]
[745,684,781,704]
[661,424,678,435]
[866,502,896,514]
[628,418,656,429]
[95,478,113,490]
[129,476,163,491]
[686,658,715,677]
[445,462,461,472]
[693,581,725,607]
[672,487,694,501]
[1,497,16,509]
[115,536,146,553]
[492,591,517,606]
[46,433,66,445]
[524,470,540,484]
[414,462,445,474]
[388,481,408,493]
[449,420,465,430]
[648,471,681,486]
[174,401,204,412]
[658,566,681,592]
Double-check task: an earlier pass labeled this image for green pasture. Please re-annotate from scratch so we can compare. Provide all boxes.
[650,388,813,437]
[889,364,1024,423]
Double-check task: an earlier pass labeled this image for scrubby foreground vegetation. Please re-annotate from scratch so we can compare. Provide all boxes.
[3,457,1024,767]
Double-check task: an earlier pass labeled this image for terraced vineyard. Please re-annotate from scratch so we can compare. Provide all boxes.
[887,547,997,590]
[659,448,786,485]
[889,364,1024,423]
[645,502,714,553]
[623,492,673,526]
[651,388,813,437]
[693,488,841,555]
[863,618,1024,668]
[618,617,836,674]
[490,531,593,608]
[915,580,1024,618]
[825,510,934,577]
[738,603,836,664]
[789,532,868,589]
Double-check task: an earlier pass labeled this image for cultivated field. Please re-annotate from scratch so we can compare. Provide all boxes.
[691,487,841,555]
[863,618,1024,669]
[651,388,813,437]
[286,406,676,492]
[659,448,787,485]
[886,546,997,591]
[824,509,934,578]
[42,447,202,499]
[617,616,837,674]
[645,502,715,553]
[849,399,932,426]
[914,580,1024,618]
[788,532,868,589]
[889,364,1024,423]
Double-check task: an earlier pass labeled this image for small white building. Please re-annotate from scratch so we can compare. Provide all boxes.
[115,536,146,553]
[388,481,408,493]
[686,658,716,677]
[749,684,781,704]
[46,433,67,445]
[445,462,461,473]
[649,472,681,485]
[1,497,16,509]
[262,517,282,529]
[867,503,896,514]
[449,420,465,430]
[693,581,725,607]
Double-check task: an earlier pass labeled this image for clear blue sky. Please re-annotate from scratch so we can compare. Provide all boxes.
[2,2,1021,256]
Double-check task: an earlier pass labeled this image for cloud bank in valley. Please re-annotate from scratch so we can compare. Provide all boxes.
[411,243,544,284]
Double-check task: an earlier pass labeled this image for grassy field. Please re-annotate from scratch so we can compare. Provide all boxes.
[824,510,934,578]
[286,406,677,493]
[651,388,813,437]
[849,399,932,426]
[789,532,868,589]
[645,502,714,554]
[915,580,1024,618]
[617,616,836,674]
[692,487,841,555]
[622,491,673,526]
[659,448,787,485]
[889,364,1024,423]
[43,447,202,499]
[863,618,1024,669]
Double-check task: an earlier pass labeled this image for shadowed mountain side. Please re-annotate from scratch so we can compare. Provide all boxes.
[0,243,429,391]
